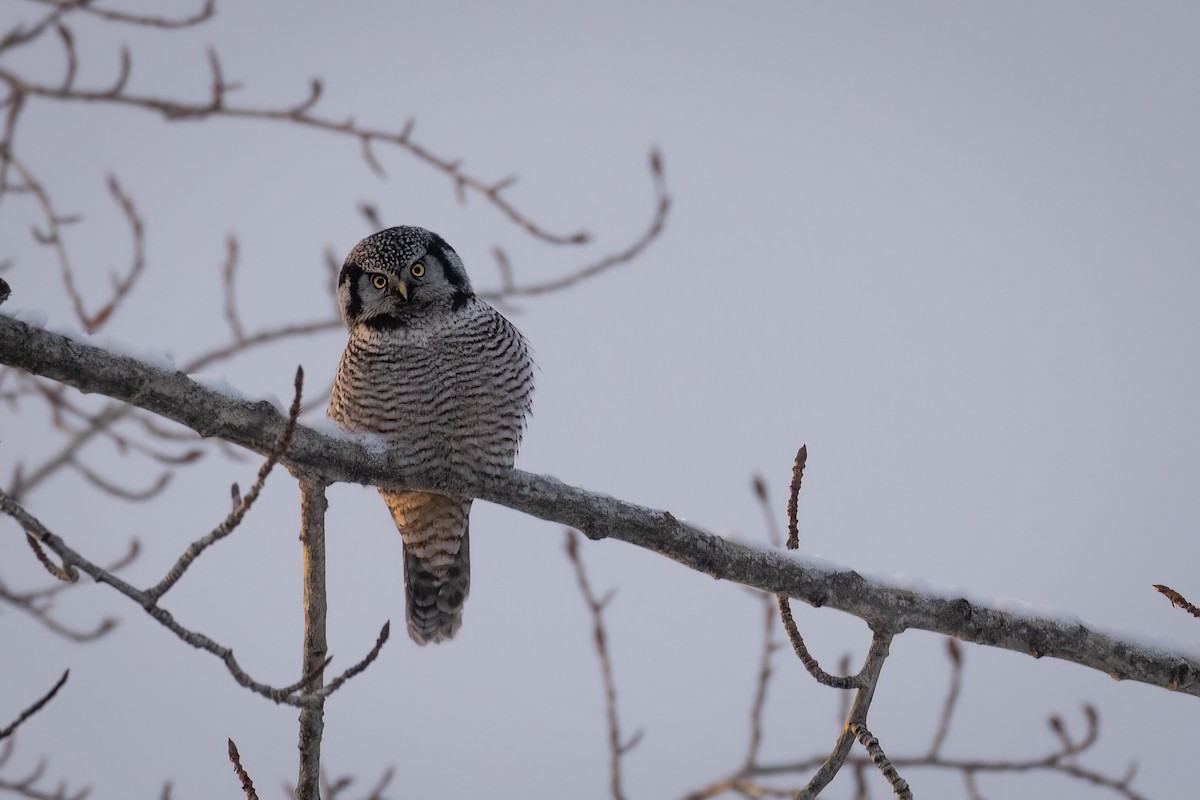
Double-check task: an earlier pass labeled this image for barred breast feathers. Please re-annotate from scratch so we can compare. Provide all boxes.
[328,297,534,468]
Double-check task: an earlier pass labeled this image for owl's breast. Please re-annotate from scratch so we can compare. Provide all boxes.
[328,328,444,437]
[328,309,533,474]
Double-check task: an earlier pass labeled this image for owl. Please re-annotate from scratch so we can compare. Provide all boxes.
[328,226,535,644]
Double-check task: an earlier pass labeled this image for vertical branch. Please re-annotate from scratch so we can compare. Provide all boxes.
[928,638,963,757]
[296,475,329,800]
[564,530,641,800]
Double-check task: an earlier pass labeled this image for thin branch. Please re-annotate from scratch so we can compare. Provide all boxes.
[776,596,855,689]
[0,574,116,641]
[688,654,1146,800]
[848,723,912,799]
[146,366,304,601]
[87,174,147,330]
[787,445,806,551]
[927,638,963,758]
[18,510,77,582]
[743,592,779,772]
[796,630,895,799]
[0,671,69,741]
[1047,705,1099,758]
[0,736,88,800]
[4,155,89,330]
[0,481,376,709]
[775,444,853,688]
[53,24,75,93]
[227,739,259,800]
[743,474,784,771]
[566,530,641,800]
[0,64,596,247]
[317,621,390,699]
[10,538,139,602]
[361,767,396,800]
[728,706,1146,800]
[68,457,170,501]
[478,149,669,299]
[221,234,244,342]
[0,6,68,56]
[1154,584,1200,618]
[26,376,203,465]
[28,0,217,29]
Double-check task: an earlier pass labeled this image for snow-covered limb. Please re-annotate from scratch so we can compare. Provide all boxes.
[2,313,1198,699]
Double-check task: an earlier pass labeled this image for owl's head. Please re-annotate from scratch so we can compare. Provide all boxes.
[337,226,474,330]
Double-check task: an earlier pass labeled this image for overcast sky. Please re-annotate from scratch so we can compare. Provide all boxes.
[3,2,1198,798]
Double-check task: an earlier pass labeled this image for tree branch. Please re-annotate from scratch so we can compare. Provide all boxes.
[1,314,1198,699]
[0,670,68,741]
[565,530,641,800]
[296,475,329,800]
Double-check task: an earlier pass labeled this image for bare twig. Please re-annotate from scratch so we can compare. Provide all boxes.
[0,736,88,800]
[146,366,304,600]
[318,766,396,800]
[4,155,87,329]
[928,638,963,757]
[849,722,912,799]
[11,504,77,583]
[25,377,203,465]
[227,739,259,800]
[743,475,784,771]
[775,445,853,688]
[0,156,145,332]
[0,575,116,641]
[85,174,146,330]
[28,0,217,29]
[0,533,131,640]
[0,482,375,709]
[69,457,171,501]
[0,5,69,56]
[776,596,856,690]
[796,630,894,799]
[565,530,641,800]
[0,671,69,741]
[361,767,395,800]
[687,669,1145,799]
[787,445,806,551]
[221,235,244,342]
[1154,584,1200,618]
[318,621,390,699]
[0,65,597,248]
[478,149,669,299]
[743,591,779,772]
[53,24,75,93]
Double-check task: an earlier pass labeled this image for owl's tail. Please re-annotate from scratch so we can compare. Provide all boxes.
[381,490,472,645]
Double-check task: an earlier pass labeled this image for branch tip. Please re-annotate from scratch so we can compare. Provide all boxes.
[227,738,259,800]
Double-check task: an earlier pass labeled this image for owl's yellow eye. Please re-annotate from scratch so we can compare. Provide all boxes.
[410,262,426,278]
[371,275,387,290]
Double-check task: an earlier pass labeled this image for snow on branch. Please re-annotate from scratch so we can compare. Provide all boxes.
[2,313,1198,700]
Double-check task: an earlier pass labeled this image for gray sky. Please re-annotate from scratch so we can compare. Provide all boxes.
[2,2,1198,797]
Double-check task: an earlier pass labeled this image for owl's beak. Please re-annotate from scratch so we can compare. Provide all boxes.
[394,281,409,301]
